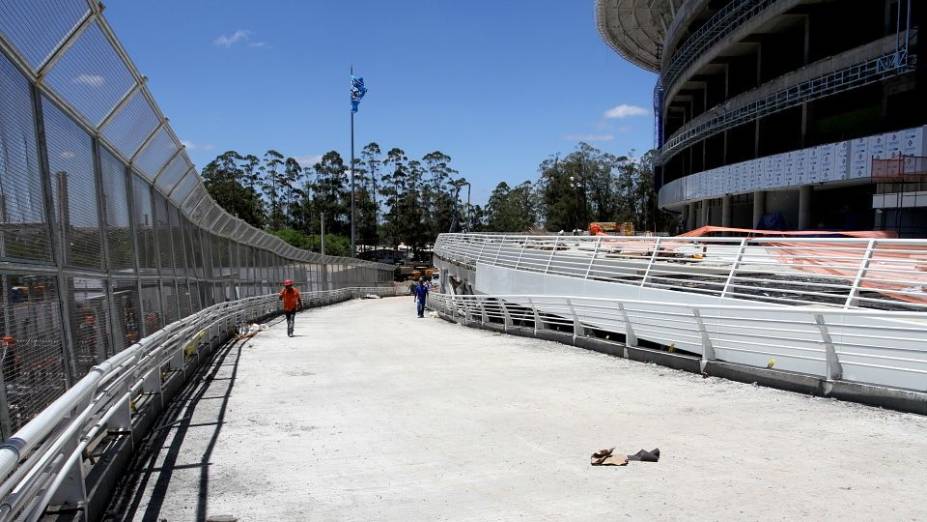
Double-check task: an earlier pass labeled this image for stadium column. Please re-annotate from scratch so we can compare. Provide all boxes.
[798,185,812,230]
[753,191,766,228]
[722,195,732,228]
[686,204,696,230]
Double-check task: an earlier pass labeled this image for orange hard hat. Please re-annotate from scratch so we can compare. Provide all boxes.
[283,279,294,286]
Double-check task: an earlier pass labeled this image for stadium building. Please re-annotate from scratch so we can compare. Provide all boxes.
[596,0,927,235]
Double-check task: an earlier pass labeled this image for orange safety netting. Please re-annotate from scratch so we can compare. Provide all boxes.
[591,227,927,306]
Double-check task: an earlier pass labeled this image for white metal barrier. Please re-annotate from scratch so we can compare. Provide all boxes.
[427,293,927,393]
[434,233,927,311]
[0,286,399,521]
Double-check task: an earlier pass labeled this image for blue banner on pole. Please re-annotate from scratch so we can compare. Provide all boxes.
[351,75,367,113]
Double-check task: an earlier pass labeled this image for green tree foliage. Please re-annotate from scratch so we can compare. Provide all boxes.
[203,144,469,257]
[536,143,670,233]
[484,181,538,232]
[200,150,265,227]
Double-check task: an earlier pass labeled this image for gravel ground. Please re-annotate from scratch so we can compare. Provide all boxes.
[109,297,927,521]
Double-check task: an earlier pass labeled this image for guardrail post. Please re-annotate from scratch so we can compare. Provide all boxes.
[639,237,662,287]
[49,435,88,511]
[720,238,747,298]
[142,367,162,409]
[528,297,543,336]
[617,302,636,357]
[501,301,513,332]
[492,235,507,266]
[109,384,132,431]
[815,313,843,381]
[692,309,715,373]
[544,236,559,274]
[479,299,489,324]
[514,240,526,271]
[844,239,875,308]
[566,298,584,342]
[475,239,488,265]
[584,236,602,279]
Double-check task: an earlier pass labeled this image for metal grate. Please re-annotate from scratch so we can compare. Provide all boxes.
[99,147,135,272]
[42,21,135,126]
[152,191,174,276]
[0,273,67,433]
[0,53,52,263]
[131,174,157,273]
[110,278,140,352]
[100,90,158,160]
[66,276,111,378]
[42,97,103,270]
[133,126,176,180]
[0,0,89,71]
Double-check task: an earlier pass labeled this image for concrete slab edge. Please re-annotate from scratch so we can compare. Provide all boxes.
[435,312,927,415]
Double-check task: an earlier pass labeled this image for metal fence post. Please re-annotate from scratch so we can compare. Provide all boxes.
[692,308,715,373]
[528,297,542,336]
[544,236,559,274]
[514,240,526,271]
[492,235,507,266]
[844,239,875,308]
[815,313,843,381]
[720,238,748,298]
[566,298,584,342]
[584,236,602,280]
[617,302,637,353]
[500,301,513,332]
[639,237,662,287]
[32,83,79,386]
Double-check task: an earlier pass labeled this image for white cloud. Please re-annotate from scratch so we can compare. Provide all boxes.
[180,140,213,151]
[563,134,614,142]
[59,150,75,159]
[248,41,268,48]
[213,30,252,48]
[295,154,323,168]
[603,104,649,119]
[72,74,104,88]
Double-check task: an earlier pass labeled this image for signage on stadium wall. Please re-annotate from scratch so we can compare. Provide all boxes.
[659,124,927,206]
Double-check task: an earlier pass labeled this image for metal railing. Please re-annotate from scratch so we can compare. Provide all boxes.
[427,292,927,392]
[659,46,916,163]
[0,0,397,437]
[661,0,782,97]
[433,233,927,311]
[0,286,399,521]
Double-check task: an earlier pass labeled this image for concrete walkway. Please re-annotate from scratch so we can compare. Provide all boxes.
[109,297,927,521]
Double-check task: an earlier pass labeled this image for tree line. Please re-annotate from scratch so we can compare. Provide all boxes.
[201,145,468,257]
[477,143,671,234]
[202,141,669,258]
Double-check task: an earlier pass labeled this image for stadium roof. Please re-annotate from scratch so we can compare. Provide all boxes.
[595,0,666,72]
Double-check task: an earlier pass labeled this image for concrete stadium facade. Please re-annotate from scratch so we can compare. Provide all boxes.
[596,0,926,235]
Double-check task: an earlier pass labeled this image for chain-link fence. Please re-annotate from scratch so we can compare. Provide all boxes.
[0,0,395,437]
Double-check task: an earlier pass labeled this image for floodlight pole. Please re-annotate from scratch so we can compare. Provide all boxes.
[350,65,356,257]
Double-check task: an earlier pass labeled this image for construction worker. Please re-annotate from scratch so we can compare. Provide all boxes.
[413,277,428,318]
[278,279,302,337]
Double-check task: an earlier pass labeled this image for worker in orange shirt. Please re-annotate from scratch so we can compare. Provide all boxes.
[278,279,302,337]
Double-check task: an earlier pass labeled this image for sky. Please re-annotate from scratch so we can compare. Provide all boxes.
[104,0,657,204]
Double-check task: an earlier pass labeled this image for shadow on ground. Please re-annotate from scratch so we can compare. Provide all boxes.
[103,317,284,521]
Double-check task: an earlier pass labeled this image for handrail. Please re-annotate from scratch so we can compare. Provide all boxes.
[0,286,400,521]
[426,292,927,393]
[433,233,927,311]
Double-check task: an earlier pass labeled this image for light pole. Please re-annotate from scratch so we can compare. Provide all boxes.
[569,175,583,232]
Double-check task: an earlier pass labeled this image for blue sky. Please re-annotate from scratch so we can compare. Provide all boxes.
[105,0,656,204]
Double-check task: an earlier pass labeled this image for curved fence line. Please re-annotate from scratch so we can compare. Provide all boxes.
[0,286,400,521]
[433,233,927,311]
[0,0,396,436]
[427,292,927,399]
